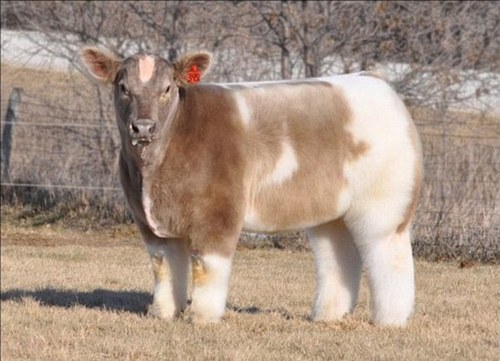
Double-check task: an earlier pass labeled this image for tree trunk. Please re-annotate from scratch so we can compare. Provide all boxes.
[281,46,291,79]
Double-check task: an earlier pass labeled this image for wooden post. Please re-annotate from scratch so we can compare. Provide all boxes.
[1,88,22,183]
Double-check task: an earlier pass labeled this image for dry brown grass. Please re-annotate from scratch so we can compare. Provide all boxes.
[410,108,499,261]
[1,226,499,361]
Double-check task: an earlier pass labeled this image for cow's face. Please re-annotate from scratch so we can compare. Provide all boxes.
[81,48,211,155]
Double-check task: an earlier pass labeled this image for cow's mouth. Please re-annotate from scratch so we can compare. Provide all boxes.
[131,138,152,146]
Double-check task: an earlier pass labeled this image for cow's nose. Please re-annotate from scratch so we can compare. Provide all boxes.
[130,119,156,138]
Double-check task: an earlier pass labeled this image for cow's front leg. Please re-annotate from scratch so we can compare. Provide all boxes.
[189,251,234,323]
[146,239,190,319]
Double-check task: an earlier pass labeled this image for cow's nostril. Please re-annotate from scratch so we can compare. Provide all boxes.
[130,119,156,138]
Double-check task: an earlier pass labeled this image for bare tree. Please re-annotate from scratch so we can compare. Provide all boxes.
[247,1,294,79]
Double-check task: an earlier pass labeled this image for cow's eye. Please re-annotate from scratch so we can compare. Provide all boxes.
[120,84,130,96]
[163,86,171,95]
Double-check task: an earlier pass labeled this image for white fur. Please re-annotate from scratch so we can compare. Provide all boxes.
[243,206,261,231]
[357,231,415,326]
[146,243,189,319]
[327,75,417,240]
[234,94,251,126]
[264,141,299,186]
[320,75,417,325]
[190,254,232,323]
[143,187,161,237]
[308,222,362,321]
[139,56,155,83]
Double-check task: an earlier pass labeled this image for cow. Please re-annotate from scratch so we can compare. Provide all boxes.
[81,48,423,326]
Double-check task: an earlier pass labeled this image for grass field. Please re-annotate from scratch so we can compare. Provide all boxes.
[1,224,498,361]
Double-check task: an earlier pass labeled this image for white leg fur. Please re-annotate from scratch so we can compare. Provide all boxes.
[146,241,189,319]
[357,230,415,326]
[307,221,362,321]
[190,254,232,323]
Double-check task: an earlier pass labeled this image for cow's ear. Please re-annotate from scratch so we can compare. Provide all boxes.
[174,52,212,87]
[81,47,121,84]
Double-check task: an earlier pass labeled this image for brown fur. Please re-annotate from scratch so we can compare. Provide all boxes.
[146,86,246,257]
[241,82,368,231]
[151,255,168,282]
[191,254,209,286]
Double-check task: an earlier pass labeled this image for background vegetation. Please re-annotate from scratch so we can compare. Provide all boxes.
[1,1,499,261]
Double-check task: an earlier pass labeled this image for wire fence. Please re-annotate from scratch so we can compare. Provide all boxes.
[0,182,121,191]
[1,88,499,262]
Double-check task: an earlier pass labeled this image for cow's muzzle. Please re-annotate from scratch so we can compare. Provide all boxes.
[129,119,156,146]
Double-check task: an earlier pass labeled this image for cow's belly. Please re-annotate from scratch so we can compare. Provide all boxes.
[241,136,353,233]
[242,181,352,233]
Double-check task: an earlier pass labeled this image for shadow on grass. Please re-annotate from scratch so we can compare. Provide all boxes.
[1,289,301,320]
[0,288,151,314]
[228,303,295,320]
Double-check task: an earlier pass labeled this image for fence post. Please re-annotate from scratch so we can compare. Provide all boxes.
[1,88,22,183]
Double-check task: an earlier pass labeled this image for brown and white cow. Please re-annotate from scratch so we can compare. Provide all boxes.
[81,48,422,326]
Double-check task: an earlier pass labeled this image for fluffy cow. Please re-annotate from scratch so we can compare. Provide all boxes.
[81,48,422,325]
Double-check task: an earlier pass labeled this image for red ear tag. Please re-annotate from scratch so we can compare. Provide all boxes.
[186,65,201,84]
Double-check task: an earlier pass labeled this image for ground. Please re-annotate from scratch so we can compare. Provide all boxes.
[0,224,499,361]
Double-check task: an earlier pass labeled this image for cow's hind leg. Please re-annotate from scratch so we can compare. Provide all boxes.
[307,220,362,321]
[356,229,414,326]
[146,239,190,319]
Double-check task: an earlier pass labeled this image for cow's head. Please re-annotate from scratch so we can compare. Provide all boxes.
[81,48,211,156]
